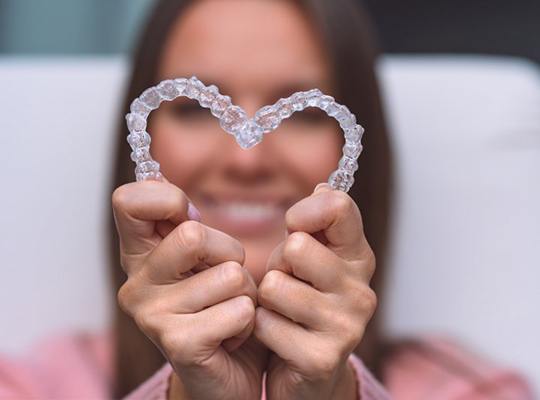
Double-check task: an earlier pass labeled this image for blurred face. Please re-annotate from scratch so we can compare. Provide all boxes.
[150,0,341,284]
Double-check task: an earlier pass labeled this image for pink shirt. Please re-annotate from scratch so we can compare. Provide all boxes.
[0,329,532,399]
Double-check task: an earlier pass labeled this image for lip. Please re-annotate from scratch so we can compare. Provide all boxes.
[195,191,293,236]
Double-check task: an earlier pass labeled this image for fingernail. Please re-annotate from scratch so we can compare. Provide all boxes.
[313,182,331,194]
[187,202,201,222]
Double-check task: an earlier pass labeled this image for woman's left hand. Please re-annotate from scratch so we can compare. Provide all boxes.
[253,183,377,400]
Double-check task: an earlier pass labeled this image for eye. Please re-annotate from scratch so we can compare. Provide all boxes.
[288,108,328,124]
[167,101,210,120]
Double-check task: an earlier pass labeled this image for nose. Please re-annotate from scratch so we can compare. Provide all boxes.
[220,130,275,184]
[218,95,277,185]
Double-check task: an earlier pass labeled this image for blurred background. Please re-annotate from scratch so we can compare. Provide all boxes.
[1,0,539,61]
[1,0,539,394]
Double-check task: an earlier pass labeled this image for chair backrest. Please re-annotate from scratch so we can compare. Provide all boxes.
[0,55,538,390]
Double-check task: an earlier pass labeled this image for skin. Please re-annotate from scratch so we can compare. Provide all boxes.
[112,1,377,399]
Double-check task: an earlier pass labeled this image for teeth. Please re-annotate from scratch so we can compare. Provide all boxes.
[219,202,280,220]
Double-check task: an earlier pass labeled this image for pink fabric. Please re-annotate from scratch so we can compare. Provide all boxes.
[0,331,113,399]
[383,336,534,400]
[125,352,391,400]
[0,330,533,399]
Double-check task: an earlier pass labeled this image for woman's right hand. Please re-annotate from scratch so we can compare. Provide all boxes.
[111,179,268,400]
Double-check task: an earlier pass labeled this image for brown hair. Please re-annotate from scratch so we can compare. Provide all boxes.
[107,0,393,396]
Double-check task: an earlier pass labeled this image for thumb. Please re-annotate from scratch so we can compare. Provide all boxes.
[312,182,333,195]
[154,174,202,238]
[160,174,201,222]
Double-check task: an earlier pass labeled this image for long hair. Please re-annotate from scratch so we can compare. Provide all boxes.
[106,0,393,396]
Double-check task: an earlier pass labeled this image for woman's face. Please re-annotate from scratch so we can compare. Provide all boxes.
[150,0,341,284]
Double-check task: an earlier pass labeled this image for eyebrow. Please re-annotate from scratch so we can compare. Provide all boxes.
[268,80,332,100]
[165,73,332,103]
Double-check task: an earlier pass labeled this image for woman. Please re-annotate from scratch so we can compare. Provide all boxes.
[0,0,532,399]
[113,0,390,398]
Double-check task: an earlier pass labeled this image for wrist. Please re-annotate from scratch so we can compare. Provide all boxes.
[331,357,358,400]
[168,372,191,400]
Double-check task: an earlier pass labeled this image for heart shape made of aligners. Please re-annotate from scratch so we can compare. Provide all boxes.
[125,76,364,192]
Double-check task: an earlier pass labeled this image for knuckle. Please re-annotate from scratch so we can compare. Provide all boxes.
[328,190,354,216]
[336,316,363,351]
[364,245,376,270]
[354,247,376,280]
[356,286,378,315]
[117,280,137,316]
[133,306,161,338]
[175,220,206,254]
[365,288,378,314]
[111,184,131,210]
[367,245,376,264]
[235,295,256,324]
[258,270,283,304]
[284,206,296,228]
[282,231,310,262]
[168,186,187,209]
[351,244,376,279]
[161,186,190,222]
[230,237,246,265]
[220,262,246,291]
[365,261,376,282]
[212,234,246,266]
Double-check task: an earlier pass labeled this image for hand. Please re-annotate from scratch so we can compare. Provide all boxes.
[112,179,269,400]
[253,183,377,400]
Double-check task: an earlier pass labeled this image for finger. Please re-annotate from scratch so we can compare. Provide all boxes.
[222,316,255,352]
[285,184,368,261]
[254,307,318,370]
[114,176,202,242]
[155,220,177,239]
[159,261,257,313]
[267,231,350,292]
[156,201,201,238]
[162,295,256,365]
[143,221,245,283]
[111,180,193,256]
[257,269,334,331]
[192,295,256,355]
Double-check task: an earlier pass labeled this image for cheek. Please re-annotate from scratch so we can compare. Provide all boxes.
[269,125,342,187]
[147,113,218,186]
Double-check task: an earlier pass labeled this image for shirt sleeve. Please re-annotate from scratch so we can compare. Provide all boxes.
[124,355,392,400]
[348,352,392,399]
[455,369,534,399]
[384,335,535,399]
[0,355,47,399]
[0,332,111,399]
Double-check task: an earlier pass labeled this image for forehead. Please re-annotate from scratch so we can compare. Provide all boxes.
[158,0,332,96]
